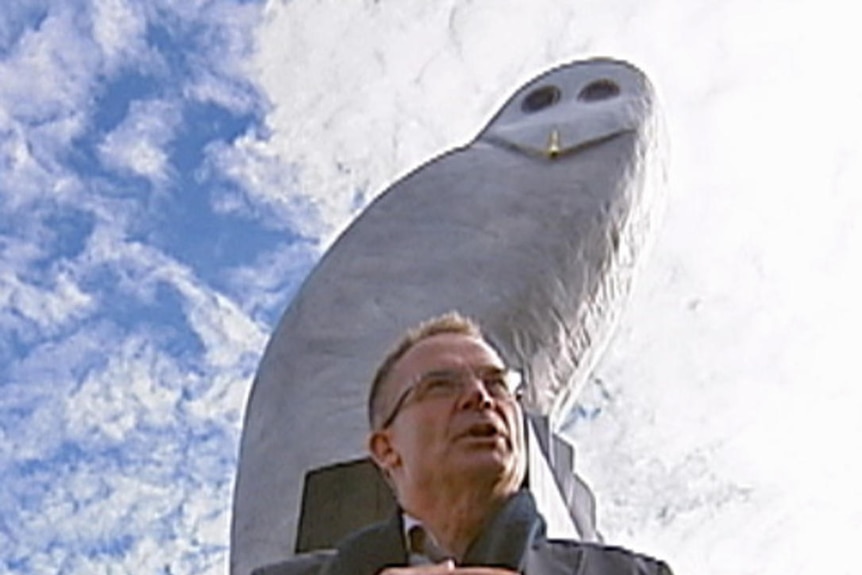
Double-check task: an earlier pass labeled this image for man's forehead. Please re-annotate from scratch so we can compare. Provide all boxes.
[393,333,504,378]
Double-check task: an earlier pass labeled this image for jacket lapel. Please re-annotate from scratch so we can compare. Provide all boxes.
[525,540,584,575]
[462,490,546,571]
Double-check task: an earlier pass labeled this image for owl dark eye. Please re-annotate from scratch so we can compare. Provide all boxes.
[521,85,561,113]
[577,79,620,102]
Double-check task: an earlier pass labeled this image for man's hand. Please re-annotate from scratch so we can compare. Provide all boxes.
[380,560,519,575]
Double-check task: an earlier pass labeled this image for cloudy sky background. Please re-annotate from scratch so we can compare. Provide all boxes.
[2,1,860,574]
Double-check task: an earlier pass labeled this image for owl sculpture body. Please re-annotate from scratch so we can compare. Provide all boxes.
[231,59,664,575]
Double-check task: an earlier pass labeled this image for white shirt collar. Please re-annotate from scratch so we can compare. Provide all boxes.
[401,512,451,564]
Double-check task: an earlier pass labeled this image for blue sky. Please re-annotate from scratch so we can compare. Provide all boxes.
[4,1,862,574]
[1,2,319,573]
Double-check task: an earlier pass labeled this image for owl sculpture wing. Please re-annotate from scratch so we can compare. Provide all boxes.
[231,58,665,575]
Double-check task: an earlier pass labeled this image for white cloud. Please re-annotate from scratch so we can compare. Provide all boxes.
[0,98,85,210]
[97,98,181,183]
[204,132,322,235]
[64,336,183,442]
[181,0,264,114]
[1,323,122,468]
[0,4,111,206]
[169,270,268,370]
[92,0,147,73]
[2,318,245,574]
[10,470,183,571]
[79,224,268,374]
[0,5,98,125]
[224,240,318,323]
[0,0,266,210]
[1,269,94,333]
[185,66,261,114]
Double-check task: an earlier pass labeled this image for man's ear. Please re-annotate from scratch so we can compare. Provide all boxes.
[368,429,400,472]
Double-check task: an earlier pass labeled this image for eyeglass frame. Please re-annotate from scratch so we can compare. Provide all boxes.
[377,365,525,429]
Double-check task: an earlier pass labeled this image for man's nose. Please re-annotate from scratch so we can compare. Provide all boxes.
[456,376,494,410]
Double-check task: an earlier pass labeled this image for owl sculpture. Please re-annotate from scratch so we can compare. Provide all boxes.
[231,58,665,575]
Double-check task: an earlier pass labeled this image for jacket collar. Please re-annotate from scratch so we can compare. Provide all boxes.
[325,490,545,575]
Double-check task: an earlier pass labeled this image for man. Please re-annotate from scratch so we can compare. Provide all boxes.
[256,311,672,575]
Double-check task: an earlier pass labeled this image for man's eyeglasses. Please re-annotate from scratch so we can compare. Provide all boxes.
[378,366,523,429]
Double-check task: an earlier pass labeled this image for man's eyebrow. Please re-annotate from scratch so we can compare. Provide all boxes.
[419,368,462,377]
[476,365,507,375]
[422,365,506,375]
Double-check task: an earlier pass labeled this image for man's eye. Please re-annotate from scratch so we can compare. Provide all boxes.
[421,376,459,395]
[483,375,510,395]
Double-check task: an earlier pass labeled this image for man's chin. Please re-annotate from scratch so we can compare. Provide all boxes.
[451,446,517,476]
[453,436,511,460]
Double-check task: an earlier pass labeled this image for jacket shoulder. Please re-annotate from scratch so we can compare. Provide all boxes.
[250,549,336,575]
[249,516,398,575]
[531,539,673,575]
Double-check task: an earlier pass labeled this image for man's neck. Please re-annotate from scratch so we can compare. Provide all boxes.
[401,481,512,561]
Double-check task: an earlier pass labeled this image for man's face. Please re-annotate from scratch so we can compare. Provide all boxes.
[369,333,526,498]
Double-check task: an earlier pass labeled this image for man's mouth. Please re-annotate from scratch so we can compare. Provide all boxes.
[461,422,504,439]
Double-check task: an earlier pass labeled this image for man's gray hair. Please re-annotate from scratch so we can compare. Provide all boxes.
[367,311,483,429]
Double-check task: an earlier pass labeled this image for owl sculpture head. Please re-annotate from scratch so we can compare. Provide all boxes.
[480,58,656,161]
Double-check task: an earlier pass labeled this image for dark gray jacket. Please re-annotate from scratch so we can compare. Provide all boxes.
[252,491,672,575]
